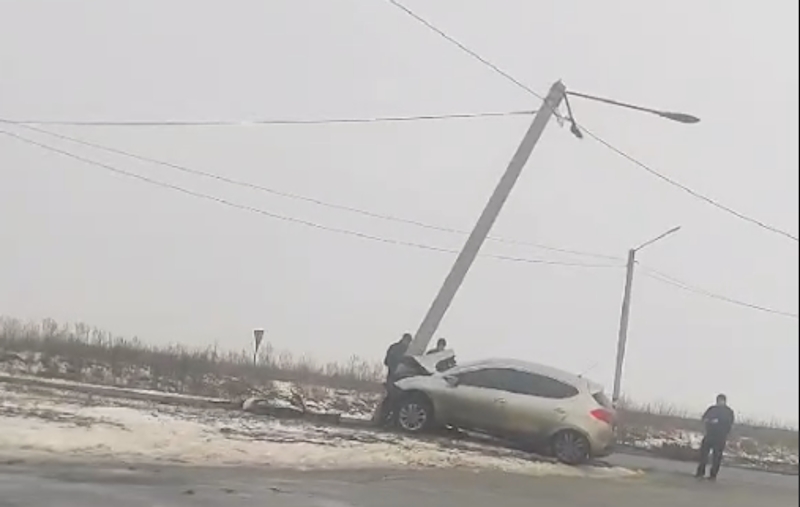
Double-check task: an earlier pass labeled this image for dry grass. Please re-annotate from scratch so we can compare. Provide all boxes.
[0,317,797,451]
[0,317,384,394]
[617,398,798,451]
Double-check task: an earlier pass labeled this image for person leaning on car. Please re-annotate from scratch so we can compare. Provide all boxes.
[383,333,412,383]
[375,333,412,426]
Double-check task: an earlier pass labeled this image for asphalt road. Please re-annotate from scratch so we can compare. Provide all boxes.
[0,459,796,507]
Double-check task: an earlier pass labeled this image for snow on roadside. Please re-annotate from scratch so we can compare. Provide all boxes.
[260,380,380,420]
[0,385,636,479]
[618,426,798,473]
[0,373,228,404]
[0,351,381,420]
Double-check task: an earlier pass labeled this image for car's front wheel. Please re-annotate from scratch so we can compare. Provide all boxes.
[551,430,591,465]
[395,395,434,433]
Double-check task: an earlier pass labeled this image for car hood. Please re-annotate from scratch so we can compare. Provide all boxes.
[405,349,456,375]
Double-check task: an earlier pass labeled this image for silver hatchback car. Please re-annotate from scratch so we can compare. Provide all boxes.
[380,351,616,465]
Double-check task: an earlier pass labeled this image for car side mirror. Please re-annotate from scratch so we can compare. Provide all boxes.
[444,375,459,387]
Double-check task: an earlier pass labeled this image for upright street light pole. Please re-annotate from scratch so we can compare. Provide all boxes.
[611,226,681,404]
[406,81,567,356]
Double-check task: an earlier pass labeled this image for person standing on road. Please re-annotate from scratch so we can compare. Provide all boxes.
[696,393,735,480]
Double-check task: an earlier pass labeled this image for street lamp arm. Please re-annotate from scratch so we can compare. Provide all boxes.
[657,111,702,124]
[566,91,700,124]
[634,226,682,252]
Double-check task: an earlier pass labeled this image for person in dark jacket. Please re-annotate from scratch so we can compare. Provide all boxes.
[383,333,412,383]
[375,333,413,427]
[696,394,735,480]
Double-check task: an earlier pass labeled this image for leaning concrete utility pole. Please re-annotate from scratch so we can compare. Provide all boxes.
[407,81,567,356]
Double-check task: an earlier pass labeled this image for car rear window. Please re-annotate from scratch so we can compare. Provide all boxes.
[524,373,579,399]
[592,391,613,408]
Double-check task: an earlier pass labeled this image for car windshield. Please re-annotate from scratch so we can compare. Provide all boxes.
[409,349,456,374]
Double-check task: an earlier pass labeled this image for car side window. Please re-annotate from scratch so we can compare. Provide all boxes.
[456,368,508,390]
[507,371,579,399]
[457,368,579,399]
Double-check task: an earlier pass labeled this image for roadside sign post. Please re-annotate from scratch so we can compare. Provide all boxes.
[253,328,265,366]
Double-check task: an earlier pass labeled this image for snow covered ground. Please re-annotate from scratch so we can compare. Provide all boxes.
[249,378,380,421]
[619,426,799,472]
[0,350,381,419]
[1,350,796,475]
[0,383,637,479]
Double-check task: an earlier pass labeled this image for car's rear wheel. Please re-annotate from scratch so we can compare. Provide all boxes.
[395,395,434,433]
[551,430,591,465]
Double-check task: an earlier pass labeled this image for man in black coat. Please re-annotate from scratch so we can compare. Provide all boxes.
[383,333,412,383]
[696,393,735,480]
[374,333,413,427]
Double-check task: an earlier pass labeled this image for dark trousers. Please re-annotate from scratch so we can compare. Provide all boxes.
[375,382,400,426]
[696,436,725,478]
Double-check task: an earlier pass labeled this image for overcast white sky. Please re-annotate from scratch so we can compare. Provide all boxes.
[1,0,798,424]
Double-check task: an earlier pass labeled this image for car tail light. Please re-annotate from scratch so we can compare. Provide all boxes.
[590,408,614,425]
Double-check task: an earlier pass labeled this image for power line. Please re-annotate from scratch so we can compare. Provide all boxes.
[639,264,798,319]
[579,126,799,242]
[384,0,797,320]
[4,128,793,320]
[385,0,547,103]
[0,128,620,270]
[0,109,534,127]
[4,121,622,263]
[384,0,799,243]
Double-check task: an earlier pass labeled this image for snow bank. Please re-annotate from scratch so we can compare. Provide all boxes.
[619,426,798,472]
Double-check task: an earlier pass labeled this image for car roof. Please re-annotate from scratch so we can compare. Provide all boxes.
[452,358,602,392]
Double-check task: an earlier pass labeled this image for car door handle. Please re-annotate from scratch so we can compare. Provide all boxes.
[554,408,566,414]
[494,398,507,404]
